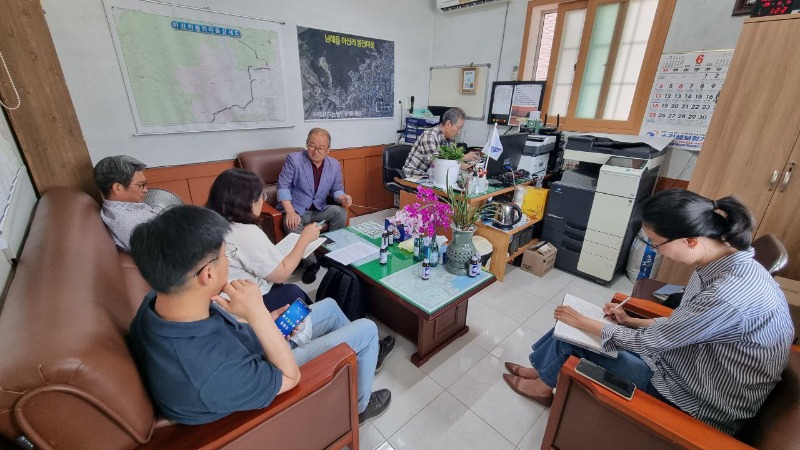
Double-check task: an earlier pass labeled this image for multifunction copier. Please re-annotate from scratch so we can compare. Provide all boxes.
[541,135,667,283]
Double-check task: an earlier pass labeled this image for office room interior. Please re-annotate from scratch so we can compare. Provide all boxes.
[1,0,798,449]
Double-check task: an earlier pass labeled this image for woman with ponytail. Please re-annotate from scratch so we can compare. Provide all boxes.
[503,189,794,435]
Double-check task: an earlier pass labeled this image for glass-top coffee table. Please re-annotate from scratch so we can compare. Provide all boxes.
[322,227,496,366]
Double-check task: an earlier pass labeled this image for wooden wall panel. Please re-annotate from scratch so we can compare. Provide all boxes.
[365,155,393,209]
[0,0,97,199]
[342,158,367,211]
[145,160,234,206]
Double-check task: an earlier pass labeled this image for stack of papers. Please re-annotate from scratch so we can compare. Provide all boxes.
[325,242,379,266]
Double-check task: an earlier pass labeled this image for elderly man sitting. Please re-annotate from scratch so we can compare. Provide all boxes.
[93,155,162,252]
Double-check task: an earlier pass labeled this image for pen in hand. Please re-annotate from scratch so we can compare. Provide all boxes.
[604,296,631,319]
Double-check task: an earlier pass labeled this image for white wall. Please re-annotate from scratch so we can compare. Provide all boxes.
[431,0,529,146]
[42,0,435,167]
[431,0,746,180]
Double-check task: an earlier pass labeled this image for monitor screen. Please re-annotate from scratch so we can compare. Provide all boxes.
[486,132,528,177]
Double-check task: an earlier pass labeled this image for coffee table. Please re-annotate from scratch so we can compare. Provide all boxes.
[322,227,496,366]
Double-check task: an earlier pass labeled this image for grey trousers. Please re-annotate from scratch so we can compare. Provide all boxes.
[286,205,348,233]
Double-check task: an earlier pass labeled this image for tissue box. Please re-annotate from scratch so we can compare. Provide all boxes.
[520,243,557,277]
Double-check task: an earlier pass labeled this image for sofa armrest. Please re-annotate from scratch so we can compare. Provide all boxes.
[260,202,285,243]
[141,343,359,450]
[611,292,674,319]
[542,356,752,450]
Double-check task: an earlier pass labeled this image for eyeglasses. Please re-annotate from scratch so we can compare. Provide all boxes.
[193,243,238,277]
[307,144,329,153]
[131,181,148,190]
[636,234,676,253]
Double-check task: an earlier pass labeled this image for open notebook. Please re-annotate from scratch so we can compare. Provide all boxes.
[554,294,618,358]
[274,233,326,259]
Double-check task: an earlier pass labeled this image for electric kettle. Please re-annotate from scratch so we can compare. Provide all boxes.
[492,202,523,229]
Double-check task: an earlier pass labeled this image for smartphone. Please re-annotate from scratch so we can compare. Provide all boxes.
[323,236,335,246]
[275,298,311,336]
[575,359,636,400]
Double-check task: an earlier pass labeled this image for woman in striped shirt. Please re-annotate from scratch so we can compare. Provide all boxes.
[503,189,794,435]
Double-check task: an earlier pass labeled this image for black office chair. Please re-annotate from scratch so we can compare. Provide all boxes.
[383,144,412,194]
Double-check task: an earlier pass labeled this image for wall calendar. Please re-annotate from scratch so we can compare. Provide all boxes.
[640,50,734,151]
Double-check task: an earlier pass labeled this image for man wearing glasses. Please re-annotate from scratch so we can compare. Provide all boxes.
[277,128,352,282]
[94,155,161,252]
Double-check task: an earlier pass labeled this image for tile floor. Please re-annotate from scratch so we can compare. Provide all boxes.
[288,209,635,450]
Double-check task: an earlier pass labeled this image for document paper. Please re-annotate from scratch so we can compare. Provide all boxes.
[325,242,379,266]
[554,294,619,358]
[275,234,326,259]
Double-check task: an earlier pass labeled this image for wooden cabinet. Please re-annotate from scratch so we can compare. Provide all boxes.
[333,145,394,218]
[657,15,800,284]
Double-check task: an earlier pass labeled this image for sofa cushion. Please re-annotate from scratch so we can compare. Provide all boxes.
[237,148,304,206]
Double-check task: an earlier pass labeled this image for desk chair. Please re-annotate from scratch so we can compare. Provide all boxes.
[632,234,789,304]
[541,293,800,450]
[383,144,412,194]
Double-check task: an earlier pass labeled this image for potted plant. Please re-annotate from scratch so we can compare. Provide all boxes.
[440,183,498,275]
[432,142,464,189]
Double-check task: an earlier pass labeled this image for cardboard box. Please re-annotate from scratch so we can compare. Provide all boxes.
[520,242,557,277]
[776,277,800,343]
[521,187,548,221]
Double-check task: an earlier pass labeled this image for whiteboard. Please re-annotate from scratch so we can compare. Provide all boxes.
[428,64,490,120]
[640,50,734,151]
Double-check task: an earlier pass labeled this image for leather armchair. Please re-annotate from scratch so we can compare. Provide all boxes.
[540,292,800,450]
[237,148,304,243]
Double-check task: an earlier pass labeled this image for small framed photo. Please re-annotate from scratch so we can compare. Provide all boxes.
[461,67,477,94]
[732,0,757,16]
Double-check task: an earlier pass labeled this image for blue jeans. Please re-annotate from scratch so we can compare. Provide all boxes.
[529,329,655,393]
[291,298,378,412]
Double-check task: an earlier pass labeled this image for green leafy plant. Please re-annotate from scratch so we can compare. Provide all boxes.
[443,182,498,231]
[436,142,465,161]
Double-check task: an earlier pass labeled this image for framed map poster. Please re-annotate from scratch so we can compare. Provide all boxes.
[104,0,290,134]
[297,26,394,120]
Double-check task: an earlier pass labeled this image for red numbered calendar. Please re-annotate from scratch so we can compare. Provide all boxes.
[640,50,734,151]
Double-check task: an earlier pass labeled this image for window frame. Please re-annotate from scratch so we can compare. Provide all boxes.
[531,0,676,133]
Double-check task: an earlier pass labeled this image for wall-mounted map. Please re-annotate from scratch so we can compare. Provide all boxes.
[297,26,394,120]
[105,0,290,134]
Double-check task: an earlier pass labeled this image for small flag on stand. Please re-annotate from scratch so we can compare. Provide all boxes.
[481,123,504,170]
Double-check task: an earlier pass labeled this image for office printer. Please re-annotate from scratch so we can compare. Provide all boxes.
[542,134,669,284]
[519,134,557,177]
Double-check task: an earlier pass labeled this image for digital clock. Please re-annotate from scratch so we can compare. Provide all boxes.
[752,0,796,16]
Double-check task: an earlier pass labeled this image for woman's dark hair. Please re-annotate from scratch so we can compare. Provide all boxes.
[206,168,263,225]
[640,189,754,250]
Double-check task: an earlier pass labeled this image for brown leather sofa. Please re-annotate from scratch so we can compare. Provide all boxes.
[236,147,303,243]
[0,188,359,450]
[540,293,800,450]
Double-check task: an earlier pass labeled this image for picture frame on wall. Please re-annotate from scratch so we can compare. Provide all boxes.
[732,0,756,16]
[461,67,477,94]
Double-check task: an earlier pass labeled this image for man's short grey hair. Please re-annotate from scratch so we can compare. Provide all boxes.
[306,127,332,147]
[94,155,147,197]
[442,107,466,126]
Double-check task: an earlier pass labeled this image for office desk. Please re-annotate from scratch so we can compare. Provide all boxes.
[322,227,495,366]
[394,177,529,208]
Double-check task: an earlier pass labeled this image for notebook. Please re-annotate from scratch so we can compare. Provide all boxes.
[274,233,326,259]
[554,294,619,358]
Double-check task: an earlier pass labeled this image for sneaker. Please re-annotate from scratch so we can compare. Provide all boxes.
[358,389,391,423]
[375,335,396,374]
[302,260,320,284]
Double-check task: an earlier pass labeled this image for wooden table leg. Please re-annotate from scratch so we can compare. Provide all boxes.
[410,300,470,367]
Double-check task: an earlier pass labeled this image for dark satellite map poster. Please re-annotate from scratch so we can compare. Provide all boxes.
[297,26,394,120]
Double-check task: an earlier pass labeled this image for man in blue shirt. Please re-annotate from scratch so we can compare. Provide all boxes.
[128,206,391,424]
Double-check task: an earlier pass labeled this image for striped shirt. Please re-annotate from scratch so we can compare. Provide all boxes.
[100,200,162,251]
[402,125,453,177]
[601,248,794,435]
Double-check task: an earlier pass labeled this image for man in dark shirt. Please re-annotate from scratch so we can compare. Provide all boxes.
[127,206,301,424]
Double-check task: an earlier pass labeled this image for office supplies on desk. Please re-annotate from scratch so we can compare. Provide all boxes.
[554,294,618,358]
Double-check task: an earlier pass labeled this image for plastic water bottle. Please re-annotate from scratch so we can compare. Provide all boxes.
[429,240,439,267]
[469,254,480,278]
[422,258,430,280]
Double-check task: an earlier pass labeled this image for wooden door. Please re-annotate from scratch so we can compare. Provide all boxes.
[656,15,800,285]
[755,139,800,280]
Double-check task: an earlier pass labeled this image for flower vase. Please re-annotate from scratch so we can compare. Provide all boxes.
[445,226,477,275]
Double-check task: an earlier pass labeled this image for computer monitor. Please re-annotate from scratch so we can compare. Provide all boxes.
[486,132,528,177]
